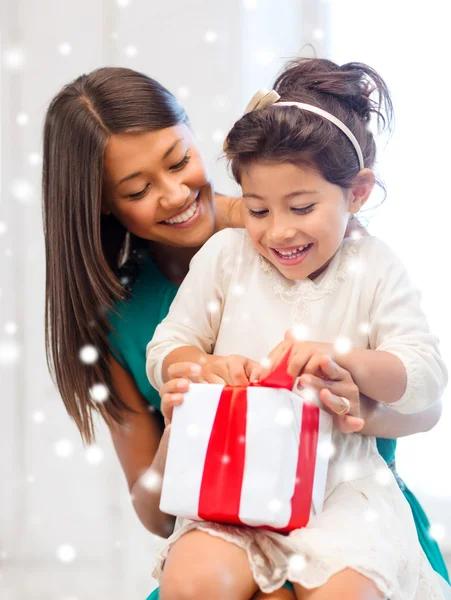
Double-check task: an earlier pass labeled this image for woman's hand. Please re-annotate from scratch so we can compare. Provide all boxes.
[298,354,364,434]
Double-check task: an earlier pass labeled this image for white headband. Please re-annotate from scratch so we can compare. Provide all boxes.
[227,88,364,170]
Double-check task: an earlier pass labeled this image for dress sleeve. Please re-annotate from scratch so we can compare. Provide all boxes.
[364,239,448,414]
[146,229,242,390]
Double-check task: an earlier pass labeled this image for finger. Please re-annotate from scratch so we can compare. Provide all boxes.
[167,362,202,381]
[287,349,312,378]
[339,415,365,433]
[159,378,190,397]
[319,356,348,382]
[161,392,184,422]
[245,359,263,382]
[303,354,329,378]
[319,388,352,416]
[298,374,347,397]
[224,357,249,386]
[201,372,227,384]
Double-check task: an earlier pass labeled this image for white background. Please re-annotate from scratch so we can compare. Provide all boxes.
[0,0,449,598]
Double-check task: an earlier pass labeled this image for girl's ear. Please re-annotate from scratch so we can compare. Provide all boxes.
[348,169,375,214]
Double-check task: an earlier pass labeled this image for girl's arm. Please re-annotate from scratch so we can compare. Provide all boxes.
[107,355,175,538]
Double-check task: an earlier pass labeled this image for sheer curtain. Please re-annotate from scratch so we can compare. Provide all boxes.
[328,0,451,554]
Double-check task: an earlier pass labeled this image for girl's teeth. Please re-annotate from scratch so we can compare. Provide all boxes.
[276,244,309,257]
[164,200,198,224]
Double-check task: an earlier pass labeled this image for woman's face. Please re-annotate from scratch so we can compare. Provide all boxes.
[103,124,215,248]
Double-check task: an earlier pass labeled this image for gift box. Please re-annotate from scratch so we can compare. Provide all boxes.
[160,358,332,533]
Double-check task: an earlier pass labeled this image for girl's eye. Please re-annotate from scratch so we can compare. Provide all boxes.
[248,209,268,218]
[170,151,191,171]
[128,183,151,200]
[292,204,315,214]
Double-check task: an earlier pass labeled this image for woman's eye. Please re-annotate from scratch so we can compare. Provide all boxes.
[170,152,191,171]
[292,204,315,214]
[248,209,268,218]
[128,184,150,200]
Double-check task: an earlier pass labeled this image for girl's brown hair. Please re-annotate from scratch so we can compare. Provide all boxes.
[43,67,188,443]
[224,58,393,190]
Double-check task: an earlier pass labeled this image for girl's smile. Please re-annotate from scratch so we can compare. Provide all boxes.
[241,161,372,281]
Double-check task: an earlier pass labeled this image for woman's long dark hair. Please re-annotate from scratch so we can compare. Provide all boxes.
[42,67,188,443]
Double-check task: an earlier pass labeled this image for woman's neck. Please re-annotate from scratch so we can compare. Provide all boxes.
[149,242,201,285]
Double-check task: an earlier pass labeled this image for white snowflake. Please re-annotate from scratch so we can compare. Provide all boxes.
[0,221,6,235]
[375,467,392,486]
[139,469,162,492]
[85,445,104,465]
[312,28,325,40]
[0,340,21,365]
[124,45,137,57]
[204,31,218,43]
[207,300,220,314]
[32,410,46,424]
[318,440,336,459]
[54,439,74,458]
[4,322,17,335]
[186,423,200,437]
[359,322,370,334]
[334,336,352,355]
[268,498,282,513]
[364,510,378,523]
[89,383,109,403]
[56,544,77,563]
[26,475,36,484]
[253,48,275,67]
[11,179,34,204]
[291,323,309,341]
[212,130,224,144]
[16,112,29,126]
[221,455,231,464]
[299,386,318,404]
[429,523,446,542]
[58,42,72,56]
[232,284,244,296]
[341,461,358,480]
[177,86,190,99]
[117,0,132,6]
[289,553,307,574]
[350,229,362,240]
[243,0,257,10]
[3,47,25,69]
[79,345,99,364]
[275,407,294,427]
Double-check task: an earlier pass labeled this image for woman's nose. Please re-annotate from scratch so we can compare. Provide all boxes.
[160,181,191,210]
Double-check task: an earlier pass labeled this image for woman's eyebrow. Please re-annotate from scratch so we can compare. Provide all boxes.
[116,139,184,187]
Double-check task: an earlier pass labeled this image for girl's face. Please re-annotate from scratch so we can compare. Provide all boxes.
[103,124,215,248]
[241,161,366,281]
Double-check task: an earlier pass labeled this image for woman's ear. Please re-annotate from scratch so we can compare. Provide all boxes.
[348,169,375,214]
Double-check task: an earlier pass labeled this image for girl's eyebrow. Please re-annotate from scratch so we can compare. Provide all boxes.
[242,190,318,200]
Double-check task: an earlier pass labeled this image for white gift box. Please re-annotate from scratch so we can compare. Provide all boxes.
[160,383,332,532]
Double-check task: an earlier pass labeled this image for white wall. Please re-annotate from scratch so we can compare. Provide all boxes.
[0,1,307,598]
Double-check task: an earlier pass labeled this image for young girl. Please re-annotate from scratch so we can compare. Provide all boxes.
[146,58,449,599]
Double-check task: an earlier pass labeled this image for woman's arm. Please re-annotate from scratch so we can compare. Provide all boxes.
[359,393,442,437]
[213,192,243,230]
[107,355,175,538]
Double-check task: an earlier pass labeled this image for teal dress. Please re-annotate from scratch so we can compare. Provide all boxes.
[108,254,449,599]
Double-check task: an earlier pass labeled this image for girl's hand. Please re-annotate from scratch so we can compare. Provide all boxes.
[160,376,191,425]
[264,335,334,379]
[299,354,364,434]
[161,356,263,423]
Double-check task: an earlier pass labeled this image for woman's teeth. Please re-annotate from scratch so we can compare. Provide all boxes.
[274,244,310,258]
[164,200,198,225]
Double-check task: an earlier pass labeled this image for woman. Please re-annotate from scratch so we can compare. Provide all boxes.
[42,66,449,599]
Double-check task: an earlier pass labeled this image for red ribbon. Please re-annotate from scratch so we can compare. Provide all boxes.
[198,352,319,531]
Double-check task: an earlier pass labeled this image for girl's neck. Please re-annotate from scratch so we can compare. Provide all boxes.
[149,242,201,285]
